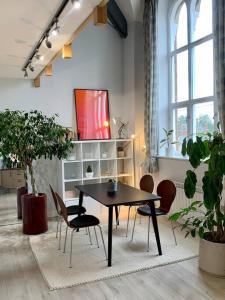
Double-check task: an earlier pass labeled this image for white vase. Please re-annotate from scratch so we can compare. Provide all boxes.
[85,172,93,178]
[165,147,174,157]
[199,237,225,277]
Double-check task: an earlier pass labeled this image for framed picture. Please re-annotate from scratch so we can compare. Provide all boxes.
[74,89,111,140]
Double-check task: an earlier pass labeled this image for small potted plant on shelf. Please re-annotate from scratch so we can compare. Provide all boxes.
[86,165,93,178]
[169,128,225,277]
[0,109,73,234]
[107,179,117,194]
[160,128,177,156]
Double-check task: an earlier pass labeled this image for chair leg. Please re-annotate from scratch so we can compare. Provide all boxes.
[94,226,99,248]
[56,216,60,238]
[171,220,177,245]
[126,206,131,237]
[63,225,68,253]
[58,217,62,250]
[131,211,137,242]
[85,227,88,235]
[87,227,92,245]
[97,225,107,260]
[69,229,75,268]
[147,216,151,252]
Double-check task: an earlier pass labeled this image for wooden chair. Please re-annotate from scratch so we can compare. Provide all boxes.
[131,179,177,251]
[123,175,154,237]
[49,185,86,250]
[55,192,107,268]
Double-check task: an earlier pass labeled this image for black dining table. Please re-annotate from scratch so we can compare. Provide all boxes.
[76,182,162,267]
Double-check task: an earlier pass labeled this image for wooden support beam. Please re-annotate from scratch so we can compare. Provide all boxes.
[94,5,107,26]
[44,64,53,76]
[62,44,73,59]
[33,77,40,88]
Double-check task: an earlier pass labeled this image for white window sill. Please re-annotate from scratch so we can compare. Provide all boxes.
[157,155,189,161]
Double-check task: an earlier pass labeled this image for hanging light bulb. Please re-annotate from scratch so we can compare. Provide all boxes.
[52,19,60,36]
[45,33,52,48]
[35,53,44,61]
[71,0,81,9]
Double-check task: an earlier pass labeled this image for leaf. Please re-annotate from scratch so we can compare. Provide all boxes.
[199,227,204,239]
[169,212,181,222]
[181,138,187,156]
[184,170,197,198]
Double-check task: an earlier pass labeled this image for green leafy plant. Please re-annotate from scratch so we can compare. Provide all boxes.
[0,109,73,195]
[160,128,177,148]
[170,130,225,243]
[86,165,92,173]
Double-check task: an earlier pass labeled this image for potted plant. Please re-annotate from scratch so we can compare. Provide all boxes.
[0,110,28,219]
[86,165,93,178]
[170,130,225,277]
[107,179,117,194]
[160,128,177,156]
[0,109,73,234]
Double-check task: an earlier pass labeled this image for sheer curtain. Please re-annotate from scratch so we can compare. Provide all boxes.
[143,0,159,173]
[214,0,225,135]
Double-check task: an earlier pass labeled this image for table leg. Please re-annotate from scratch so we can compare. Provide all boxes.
[150,202,162,255]
[115,206,119,226]
[108,206,113,267]
[77,191,84,232]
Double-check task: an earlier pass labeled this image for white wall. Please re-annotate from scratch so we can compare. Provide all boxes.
[0,23,124,137]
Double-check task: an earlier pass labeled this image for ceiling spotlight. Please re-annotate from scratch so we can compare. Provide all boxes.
[45,33,52,49]
[35,53,44,61]
[24,69,28,78]
[52,19,60,36]
[71,0,81,9]
[28,61,34,72]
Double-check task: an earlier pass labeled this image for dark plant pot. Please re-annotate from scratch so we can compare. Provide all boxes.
[22,193,48,235]
[17,186,28,219]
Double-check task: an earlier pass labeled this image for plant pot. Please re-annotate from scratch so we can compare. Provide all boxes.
[17,186,27,219]
[86,172,93,178]
[107,182,118,194]
[199,237,225,277]
[22,193,48,235]
[165,147,174,157]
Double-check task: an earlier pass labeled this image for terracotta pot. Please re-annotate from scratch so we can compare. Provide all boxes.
[22,193,48,235]
[199,237,225,277]
[17,186,27,219]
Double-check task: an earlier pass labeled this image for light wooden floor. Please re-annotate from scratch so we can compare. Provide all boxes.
[0,221,225,300]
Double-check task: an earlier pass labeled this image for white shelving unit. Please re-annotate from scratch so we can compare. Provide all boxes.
[58,139,134,202]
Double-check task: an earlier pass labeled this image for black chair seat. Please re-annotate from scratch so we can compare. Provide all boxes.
[137,205,166,217]
[69,214,100,228]
[66,205,86,216]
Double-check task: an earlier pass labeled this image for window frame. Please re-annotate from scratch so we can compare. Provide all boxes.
[168,0,217,143]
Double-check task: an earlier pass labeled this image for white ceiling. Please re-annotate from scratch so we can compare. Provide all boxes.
[0,0,142,79]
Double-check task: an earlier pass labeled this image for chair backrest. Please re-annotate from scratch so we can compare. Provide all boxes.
[49,184,61,215]
[157,180,176,214]
[140,174,154,193]
[55,192,70,226]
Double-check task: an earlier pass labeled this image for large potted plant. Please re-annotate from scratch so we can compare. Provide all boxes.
[0,109,73,234]
[170,130,225,277]
[0,110,28,219]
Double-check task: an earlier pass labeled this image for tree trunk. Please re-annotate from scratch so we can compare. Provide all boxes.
[28,163,37,196]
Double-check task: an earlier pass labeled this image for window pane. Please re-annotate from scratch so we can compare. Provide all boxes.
[192,0,212,41]
[193,40,214,99]
[174,51,189,102]
[174,3,188,49]
[173,107,188,150]
[193,102,214,136]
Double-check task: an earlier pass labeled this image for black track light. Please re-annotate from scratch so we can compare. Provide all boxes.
[52,19,60,36]
[28,61,34,72]
[45,33,52,49]
[71,0,81,9]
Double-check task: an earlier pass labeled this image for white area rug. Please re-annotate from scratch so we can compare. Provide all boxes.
[30,219,198,290]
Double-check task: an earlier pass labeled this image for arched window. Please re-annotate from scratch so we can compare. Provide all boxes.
[169,0,215,148]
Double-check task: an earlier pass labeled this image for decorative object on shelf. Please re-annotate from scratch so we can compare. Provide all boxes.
[113,117,129,139]
[117,146,125,158]
[102,153,107,159]
[65,128,75,140]
[0,109,73,234]
[170,128,225,277]
[74,89,111,140]
[160,128,177,156]
[68,153,76,161]
[107,179,117,194]
[86,165,93,178]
